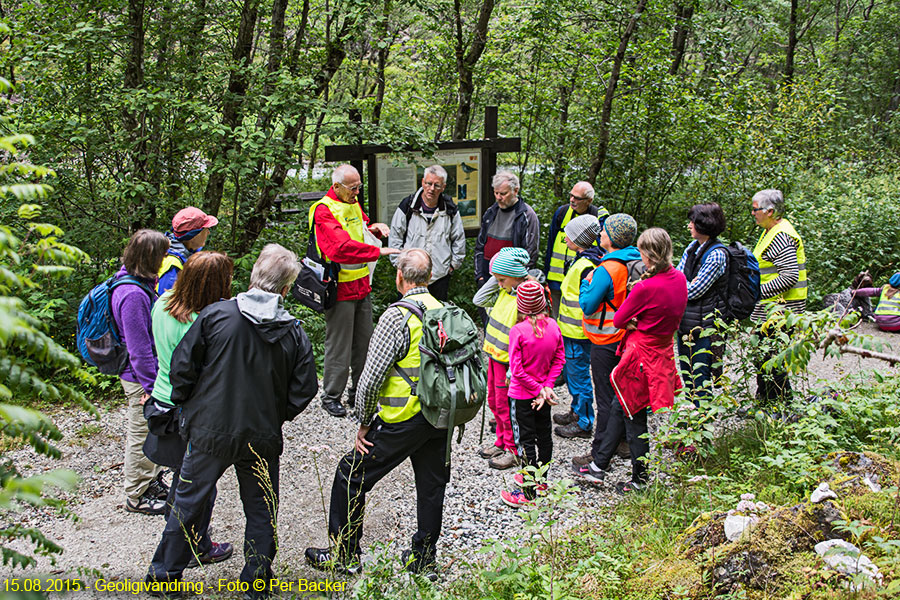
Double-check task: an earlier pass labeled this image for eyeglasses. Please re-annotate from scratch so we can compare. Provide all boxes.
[569,194,589,202]
[422,181,445,189]
[750,207,768,214]
[338,182,363,192]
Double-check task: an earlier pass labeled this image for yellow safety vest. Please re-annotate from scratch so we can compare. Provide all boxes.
[876,287,900,317]
[378,292,444,423]
[558,256,596,339]
[547,207,607,284]
[753,219,808,303]
[483,288,519,363]
[308,197,370,284]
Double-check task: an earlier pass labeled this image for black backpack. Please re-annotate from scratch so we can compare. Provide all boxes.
[703,241,762,321]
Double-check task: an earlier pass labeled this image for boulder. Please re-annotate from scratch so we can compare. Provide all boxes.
[814,539,883,591]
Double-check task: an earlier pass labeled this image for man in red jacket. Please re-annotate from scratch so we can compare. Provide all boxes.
[310,165,399,417]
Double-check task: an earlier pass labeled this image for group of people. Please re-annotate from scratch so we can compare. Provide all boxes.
[100,162,900,594]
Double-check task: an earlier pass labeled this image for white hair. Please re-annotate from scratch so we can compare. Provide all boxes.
[250,244,300,293]
[397,248,432,285]
[752,189,785,218]
[332,164,359,185]
[423,165,448,184]
[492,170,520,192]
[574,181,595,201]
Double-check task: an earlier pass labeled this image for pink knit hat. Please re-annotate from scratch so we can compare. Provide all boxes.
[516,280,547,315]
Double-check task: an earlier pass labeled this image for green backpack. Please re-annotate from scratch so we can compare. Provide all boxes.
[392,300,487,465]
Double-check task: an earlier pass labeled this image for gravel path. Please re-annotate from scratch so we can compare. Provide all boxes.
[2,323,895,597]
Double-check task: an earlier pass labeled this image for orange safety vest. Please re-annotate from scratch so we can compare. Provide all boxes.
[582,260,629,345]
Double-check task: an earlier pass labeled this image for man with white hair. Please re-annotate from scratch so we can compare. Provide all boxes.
[388,164,466,300]
[473,170,540,290]
[310,164,399,417]
[146,244,318,599]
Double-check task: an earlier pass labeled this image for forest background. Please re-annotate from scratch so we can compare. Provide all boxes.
[3,0,900,339]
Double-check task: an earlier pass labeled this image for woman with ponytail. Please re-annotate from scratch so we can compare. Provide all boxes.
[573,228,687,493]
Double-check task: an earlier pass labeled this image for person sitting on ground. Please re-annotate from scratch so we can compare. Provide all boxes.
[501,280,565,508]
[552,214,604,438]
[158,207,219,295]
[849,272,900,332]
[574,228,687,494]
[144,251,235,568]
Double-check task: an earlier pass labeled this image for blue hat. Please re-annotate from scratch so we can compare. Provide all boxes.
[490,247,530,278]
[603,213,637,249]
[890,273,900,288]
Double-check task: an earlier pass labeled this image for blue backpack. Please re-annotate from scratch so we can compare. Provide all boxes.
[704,241,761,321]
[76,275,156,374]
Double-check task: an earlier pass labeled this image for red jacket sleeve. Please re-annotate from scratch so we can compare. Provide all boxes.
[314,204,381,264]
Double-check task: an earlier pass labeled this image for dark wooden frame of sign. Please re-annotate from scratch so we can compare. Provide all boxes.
[323,106,520,237]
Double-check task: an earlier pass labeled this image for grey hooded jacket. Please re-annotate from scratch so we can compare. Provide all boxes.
[388,189,466,282]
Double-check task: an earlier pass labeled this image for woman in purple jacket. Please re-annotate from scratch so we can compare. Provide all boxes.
[111,229,170,515]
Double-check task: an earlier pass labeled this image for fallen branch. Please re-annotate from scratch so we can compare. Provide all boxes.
[838,345,900,366]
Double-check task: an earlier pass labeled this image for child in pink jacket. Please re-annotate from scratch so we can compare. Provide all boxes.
[501,280,565,508]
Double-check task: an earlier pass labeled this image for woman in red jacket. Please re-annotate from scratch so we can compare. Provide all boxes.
[573,228,687,493]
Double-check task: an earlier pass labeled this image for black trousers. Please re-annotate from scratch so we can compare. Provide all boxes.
[593,402,650,484]
[590,341,622,462]
[510,397,552,499]
[149,446,279,585]
[427,275,452,302]
[756,326,793,405]
[328,412,450,563]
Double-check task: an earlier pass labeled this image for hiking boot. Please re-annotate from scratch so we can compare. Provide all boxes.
[488,451,519,470]
[305,547,362,576]
[513,472,547,493]
[145,574,182,599]
[500,489,532,509]
[555,422,591,439]
[401,549,438,582]
[615,440,631,459]
[478,444,504,459]
[321,398,347,418]
[146,470,171,501]
[186,542,234,568]
[571,453,593,467]
[572,461,609,484]
[126,490,166,516]
[615,480,646,495]
[552,410,577,426]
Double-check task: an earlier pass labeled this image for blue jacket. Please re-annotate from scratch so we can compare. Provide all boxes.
[579,246,641,315]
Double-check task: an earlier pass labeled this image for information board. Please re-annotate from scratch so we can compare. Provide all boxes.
[374,149,483,230]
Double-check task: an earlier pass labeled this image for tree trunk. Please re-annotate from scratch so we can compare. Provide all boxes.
[202,0,259,216]
[586,0,649,185]
[122,0,150,231]
[372,0,392,125]
[785,0,798,85]
[452,0,496,140]
[552,68,578,199]
[669,2,694,75]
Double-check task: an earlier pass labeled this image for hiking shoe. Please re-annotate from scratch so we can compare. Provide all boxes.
[615,439,631,459]
[572,461,609,483]
[401,549,438,582]
[145,574,182,598]
[555,422,591,439]
[500,489,532,509]
[146,470,171,500]
[186,542,234,568]
[126,491,166,516]
[488,451,519,470]
[478,444,504,459]
[321,398,347,418]
[489,419,496,434]
[571,453,593,467]
[304,547,361,576]
[615,480,646,495]
[513,472,548,493]
[553,410,577,426]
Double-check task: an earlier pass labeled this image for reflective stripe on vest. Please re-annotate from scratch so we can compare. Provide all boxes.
[547,207,606,283]
[753,218,808,303]
[308,198,370,284]
[581,260,628,345]
[377,292,444,423]
[483,288,519,363]
[876,288,900,317]
[558,256,596,339]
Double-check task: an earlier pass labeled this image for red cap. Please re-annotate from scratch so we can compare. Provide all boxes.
[172,207,218,235]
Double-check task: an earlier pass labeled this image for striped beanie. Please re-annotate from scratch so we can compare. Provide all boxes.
[890,273,900,288]
[603,213,637,249]
[516,280,546,315]
[489,247,530,278]
[564,214,601,249]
